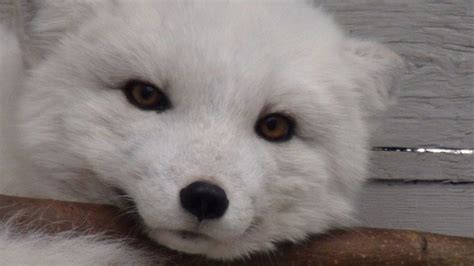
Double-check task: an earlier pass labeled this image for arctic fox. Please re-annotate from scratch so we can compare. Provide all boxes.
[0,0,404,264]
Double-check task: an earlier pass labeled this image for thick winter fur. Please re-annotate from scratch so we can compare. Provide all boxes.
[0,0,404,264]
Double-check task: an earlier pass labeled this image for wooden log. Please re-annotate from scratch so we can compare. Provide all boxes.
[1,194,473,265]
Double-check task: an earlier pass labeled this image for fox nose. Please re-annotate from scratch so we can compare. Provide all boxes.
[180,181,229,221]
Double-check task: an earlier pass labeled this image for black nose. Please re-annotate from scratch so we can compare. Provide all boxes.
[180,181,229,221]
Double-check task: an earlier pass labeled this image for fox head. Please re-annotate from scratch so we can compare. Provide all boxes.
[15,0,403,259]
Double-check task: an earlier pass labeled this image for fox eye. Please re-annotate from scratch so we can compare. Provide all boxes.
[123,80,171,111]
[255,113,294,142]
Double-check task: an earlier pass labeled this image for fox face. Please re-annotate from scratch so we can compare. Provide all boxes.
[14,0,403,259]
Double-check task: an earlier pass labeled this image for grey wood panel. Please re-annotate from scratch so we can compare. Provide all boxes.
[318,0,474,148]
[357,181,474,237]
[372,118,473,148]
[0,0,14,28]
[370,151,474,181]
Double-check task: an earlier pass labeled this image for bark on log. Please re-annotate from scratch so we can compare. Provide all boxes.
[1,194,473,265]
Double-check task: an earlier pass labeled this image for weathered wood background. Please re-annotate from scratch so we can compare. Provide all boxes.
[1,1,473,237]
[318,0,474,237]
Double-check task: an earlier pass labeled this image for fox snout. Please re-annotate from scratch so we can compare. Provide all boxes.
[180,181,229,222]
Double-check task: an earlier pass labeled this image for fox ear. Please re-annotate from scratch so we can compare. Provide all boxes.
[344,39,405,114]
[18,0,105,66]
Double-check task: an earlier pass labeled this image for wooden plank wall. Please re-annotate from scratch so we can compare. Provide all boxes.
[0,1,14,27]
[318,0,474,237]
[318,0,473,148]
[357,181,474,237]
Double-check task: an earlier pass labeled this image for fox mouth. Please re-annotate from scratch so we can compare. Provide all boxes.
[175,230,209,240]
[151,218,262,258]
[149,228,220,256]
[112,187,261,255]
[157,228,213,242]
[113,188,214,242]
[153,216,262,248]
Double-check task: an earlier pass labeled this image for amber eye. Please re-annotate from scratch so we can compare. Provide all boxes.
[255,113,294,142]
[123,80,171,111]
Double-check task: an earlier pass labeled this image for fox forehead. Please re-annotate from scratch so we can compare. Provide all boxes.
[33,2,349,138]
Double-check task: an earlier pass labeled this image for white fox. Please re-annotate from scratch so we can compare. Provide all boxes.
[0,0,404,264]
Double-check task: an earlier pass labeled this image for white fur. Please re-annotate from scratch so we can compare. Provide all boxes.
[0,0,404,264]
[0,224,159,265]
